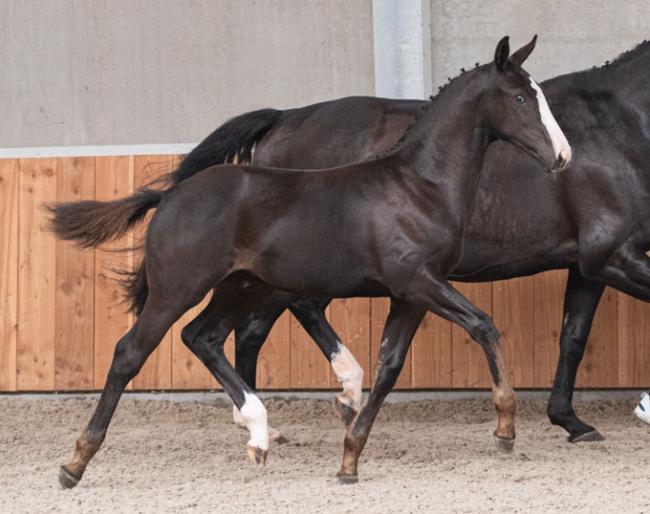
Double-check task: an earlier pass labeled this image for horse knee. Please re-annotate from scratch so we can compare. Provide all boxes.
[467,314,500,346]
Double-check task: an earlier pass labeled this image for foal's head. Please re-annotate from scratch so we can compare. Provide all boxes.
[479,36,572,172]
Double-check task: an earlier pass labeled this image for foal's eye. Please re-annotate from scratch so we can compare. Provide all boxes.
[514,94,525,105]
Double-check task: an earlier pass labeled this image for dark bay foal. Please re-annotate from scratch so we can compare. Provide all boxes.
[50,37,570,486]
[166,39,650,444]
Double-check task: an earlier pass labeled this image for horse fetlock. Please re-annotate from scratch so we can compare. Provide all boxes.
[334,395,359,428]
[239,393,269,453]
[247,444,268,466]
[59,426,106,488]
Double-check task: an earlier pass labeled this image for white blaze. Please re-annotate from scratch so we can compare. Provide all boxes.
[529,77,572,167]
[238,392,269,451]
[331,342,364,408]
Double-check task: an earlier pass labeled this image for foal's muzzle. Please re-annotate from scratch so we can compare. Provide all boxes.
[551,148,570,173]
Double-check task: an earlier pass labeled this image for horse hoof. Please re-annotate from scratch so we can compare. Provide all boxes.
[333,398,358,428]
[59,465,81,489]
[336,473,359,485]
[247,445,268,466]
[494,434,515,453]
[569,430,605,443]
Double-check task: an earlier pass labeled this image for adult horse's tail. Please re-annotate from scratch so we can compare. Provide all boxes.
[168,108,282,185]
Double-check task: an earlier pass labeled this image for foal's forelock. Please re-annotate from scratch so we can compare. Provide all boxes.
[528,77,572,169]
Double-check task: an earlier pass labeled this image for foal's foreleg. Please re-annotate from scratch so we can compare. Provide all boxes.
[289,297,364,427]
[59,304,180,489]
[337,299,426,483]
[405,271,516,451]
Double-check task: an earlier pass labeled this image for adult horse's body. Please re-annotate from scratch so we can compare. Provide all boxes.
[169,39,650,443]
[50,37,569,486]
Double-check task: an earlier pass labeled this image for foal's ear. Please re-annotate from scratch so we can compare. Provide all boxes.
[510,35,538,67]
[494,36,510,72]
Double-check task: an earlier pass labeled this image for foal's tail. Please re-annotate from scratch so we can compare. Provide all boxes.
[46,188,164,248]
[168,108,283,185]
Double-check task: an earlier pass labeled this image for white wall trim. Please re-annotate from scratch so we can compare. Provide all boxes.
[0,143,198,159]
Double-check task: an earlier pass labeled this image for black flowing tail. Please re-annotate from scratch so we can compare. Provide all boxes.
[169,108,283,185]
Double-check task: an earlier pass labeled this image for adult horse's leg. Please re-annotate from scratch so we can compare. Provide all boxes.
[581,243,650,302]
[181,277,275,464]
[337,272,516,484]
[59,301,186,489]
[289,297,364,426]
[234,290,295,390]
[547,268,606,442]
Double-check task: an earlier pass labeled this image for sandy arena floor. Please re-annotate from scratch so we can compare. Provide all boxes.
[1,394,649,513]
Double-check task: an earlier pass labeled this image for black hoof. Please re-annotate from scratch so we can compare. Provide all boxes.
[59,465,81,489]
[569,430,605,443]
[494,434,515,454]
[337,473,359,485]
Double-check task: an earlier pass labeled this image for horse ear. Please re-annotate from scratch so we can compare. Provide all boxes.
[510,35,538,67]
[494,36,510,72]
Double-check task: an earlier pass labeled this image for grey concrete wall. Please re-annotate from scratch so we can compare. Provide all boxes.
[0,0,374,148]
[5,1,649,149]
[428,1,650,91]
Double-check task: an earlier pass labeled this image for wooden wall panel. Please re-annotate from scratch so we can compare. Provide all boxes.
[618,292,650,387]
[17,158,58,390]
[532,270,565,388]
[290,305,332,389]
[257,311,292,390]
[0,159,18,391]
[93,155,134,389]
[4,154,650,392]
[411,313,452,389]
[54,158,95,390]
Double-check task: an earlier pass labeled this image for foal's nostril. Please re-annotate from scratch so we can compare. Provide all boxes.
[552,153,568,173]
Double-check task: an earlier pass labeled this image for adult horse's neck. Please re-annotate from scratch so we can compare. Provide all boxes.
[387,67,493,211]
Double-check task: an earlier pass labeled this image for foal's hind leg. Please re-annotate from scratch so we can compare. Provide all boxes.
[338,299,426,483]
[59,302,186,489]
[181,277,275,464]
[547,268,606,442]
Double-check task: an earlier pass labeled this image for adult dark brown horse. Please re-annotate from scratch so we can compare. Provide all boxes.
[50,37,570,486]
[165,39,650,444]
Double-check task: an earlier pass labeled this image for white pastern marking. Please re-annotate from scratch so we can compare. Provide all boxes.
[239,393,269,450]
[529,77,572,165]
[331,342,364,408]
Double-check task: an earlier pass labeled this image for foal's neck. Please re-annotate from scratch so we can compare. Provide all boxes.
[390,68,492,203]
